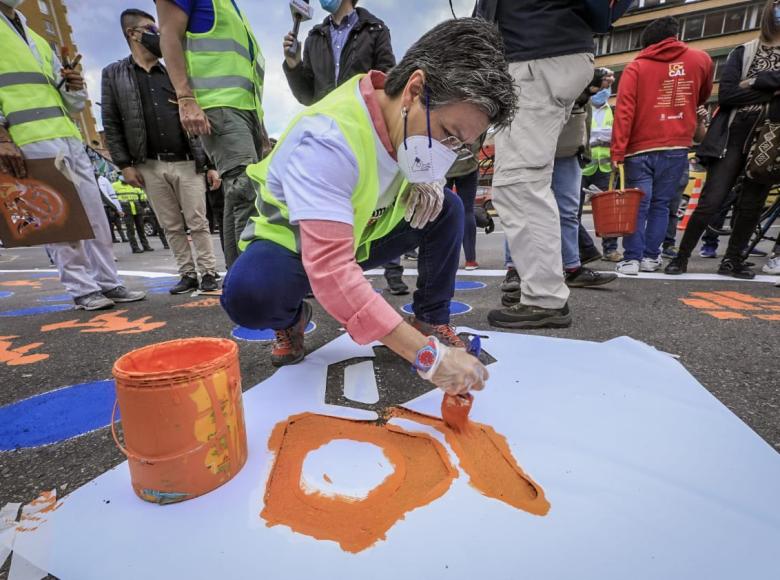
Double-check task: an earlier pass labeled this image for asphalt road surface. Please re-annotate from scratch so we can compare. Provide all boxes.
[1,217,778,570]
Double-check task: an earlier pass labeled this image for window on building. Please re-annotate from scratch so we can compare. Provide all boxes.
[702,12,725,37]
[43,20,55,36]
[682,15,704,40]
[38,0,50,15]
[611,30,631,53]
[723,8,747,34]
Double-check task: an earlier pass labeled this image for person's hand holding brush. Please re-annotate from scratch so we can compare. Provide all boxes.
[416,337,488,396]
[59,53,84,92]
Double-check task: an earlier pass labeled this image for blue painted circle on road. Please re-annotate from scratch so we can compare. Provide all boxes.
[401,301,472,317]
[0,304,71,317]
[455,280,487,291]
[38,293,73,303]
[0,380,117,450]
[0,291,13,299]
[232,322,316,342]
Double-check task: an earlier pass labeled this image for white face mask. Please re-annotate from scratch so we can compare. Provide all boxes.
[0,0,25,9]
[396,95,458,184]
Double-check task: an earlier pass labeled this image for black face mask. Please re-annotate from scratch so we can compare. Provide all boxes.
[140,32,162,59]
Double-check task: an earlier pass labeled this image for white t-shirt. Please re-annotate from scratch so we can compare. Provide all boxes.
[265,86,403,226]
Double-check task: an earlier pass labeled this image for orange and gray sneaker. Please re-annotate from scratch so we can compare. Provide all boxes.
[408,316,466,348]
[271,301,312,367]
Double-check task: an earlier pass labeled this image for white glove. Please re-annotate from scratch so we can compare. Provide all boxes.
[402,182,445,229]
[417,336,489,395]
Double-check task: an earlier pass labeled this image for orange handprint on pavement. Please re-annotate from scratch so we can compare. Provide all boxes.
[680,291,780,321]
[262,409,549,553]
[40,310,166,335]
[0,335,49,366]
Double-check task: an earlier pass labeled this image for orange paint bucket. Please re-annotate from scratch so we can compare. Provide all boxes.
[112,338,248,505]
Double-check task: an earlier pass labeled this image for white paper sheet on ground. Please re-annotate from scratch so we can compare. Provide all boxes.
[10,331,780,580]
[343,359,380,405]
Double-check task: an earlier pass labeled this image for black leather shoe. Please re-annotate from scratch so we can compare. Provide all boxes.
[200,273,219,292]
[170,274,199,295]
[664,256,688,275]
[718,258,756,280]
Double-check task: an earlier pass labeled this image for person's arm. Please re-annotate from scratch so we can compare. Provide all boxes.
[371,25,396,73]
[299,220,487,394]
[719,47,772,107]
[610,64,638,164]
[156,0,211,135]
[52,52,87,114]
[100,67,133,170]
[283,34,317,106]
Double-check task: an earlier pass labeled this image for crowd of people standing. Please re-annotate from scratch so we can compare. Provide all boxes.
[1,0,779,396]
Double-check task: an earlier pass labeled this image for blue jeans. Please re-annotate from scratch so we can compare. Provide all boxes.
[551,156,582,269]
[446,169,479,263]
[622,150,689,261]
[221,189,464,330]
[664,164,689,248]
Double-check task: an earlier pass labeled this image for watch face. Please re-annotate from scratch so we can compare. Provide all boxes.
[417,346,436,370]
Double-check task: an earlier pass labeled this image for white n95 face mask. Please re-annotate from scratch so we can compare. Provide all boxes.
[397,91,458,184]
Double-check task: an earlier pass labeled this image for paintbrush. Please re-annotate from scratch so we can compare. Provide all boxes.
[441,336,480,432]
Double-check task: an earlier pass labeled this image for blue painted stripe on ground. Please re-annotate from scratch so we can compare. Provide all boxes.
[0,380,117,450]
[0,290,13,299]
[232,322,316,342]
[0,304,72,317]
[401,301,472,316]
[38,293,73,303]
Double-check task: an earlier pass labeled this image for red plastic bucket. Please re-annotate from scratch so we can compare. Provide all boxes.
[590,167,644,237]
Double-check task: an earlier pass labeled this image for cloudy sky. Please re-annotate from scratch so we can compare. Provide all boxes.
[67,0,475,137]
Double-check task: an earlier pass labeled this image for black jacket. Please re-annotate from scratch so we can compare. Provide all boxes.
[101,56,208,171]
[698,44,780,161]
[474,0,594,62]
[283,7,395,106]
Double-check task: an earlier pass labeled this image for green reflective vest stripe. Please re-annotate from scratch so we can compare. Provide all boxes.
[0,23,81,147]
[113,181,143,215]
[240,75,408,263]
[185,0,264,117]
[583,106,613,177]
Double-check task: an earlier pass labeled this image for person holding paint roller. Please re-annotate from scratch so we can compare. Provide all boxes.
[282,0,409,297]
[221,18,518,396]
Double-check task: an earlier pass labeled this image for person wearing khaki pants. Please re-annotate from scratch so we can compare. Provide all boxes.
[101,8,220,294]
[137,159,219,290]
[475,0,595,330]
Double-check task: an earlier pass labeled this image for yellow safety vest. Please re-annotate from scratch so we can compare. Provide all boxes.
[185,0,265,118]
[0,21,81,146]
[583,105,613,177]
[240,75,408,262]
[113,181,143,215]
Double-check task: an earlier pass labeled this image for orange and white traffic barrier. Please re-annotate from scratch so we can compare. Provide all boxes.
[677,178,703,231]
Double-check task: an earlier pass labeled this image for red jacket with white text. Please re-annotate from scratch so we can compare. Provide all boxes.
[611,37,713,162]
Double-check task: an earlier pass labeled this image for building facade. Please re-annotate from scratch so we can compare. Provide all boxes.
[19,0,101,148]
[597,0,766,101]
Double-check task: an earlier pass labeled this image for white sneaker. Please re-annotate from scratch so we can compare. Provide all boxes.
[616,260,640,276]
[762,255,780,275]
[640,257,663,272]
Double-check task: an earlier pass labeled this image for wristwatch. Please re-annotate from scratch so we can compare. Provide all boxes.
[413,337,439,374]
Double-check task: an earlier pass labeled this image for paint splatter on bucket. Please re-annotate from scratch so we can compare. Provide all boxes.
[112,338,248,505]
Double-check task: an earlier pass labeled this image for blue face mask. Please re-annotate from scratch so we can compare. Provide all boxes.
[591,88,611,108]
[774,5,780,24]
[320,0,342,14]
